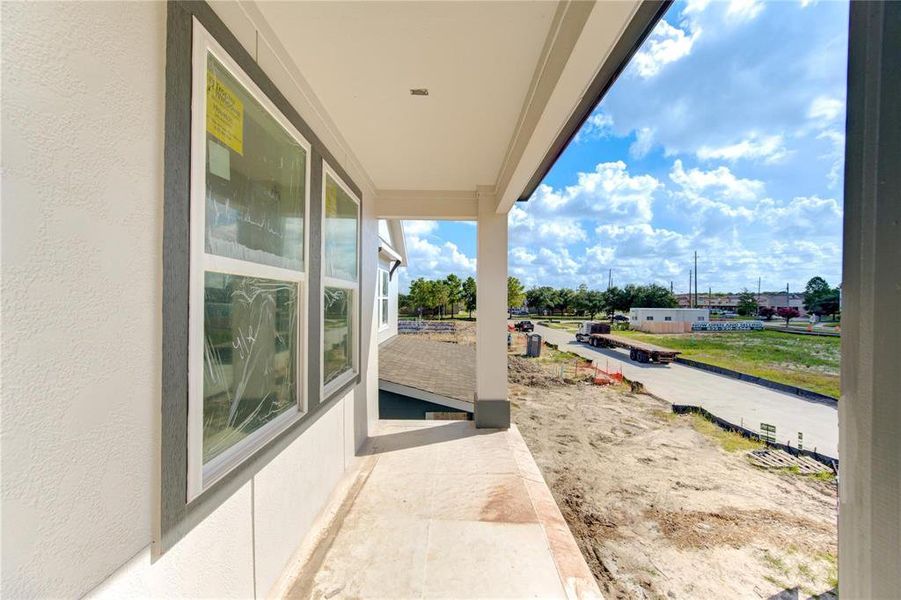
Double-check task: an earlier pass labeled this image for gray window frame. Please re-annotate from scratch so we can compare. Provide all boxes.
[161,1,362,555]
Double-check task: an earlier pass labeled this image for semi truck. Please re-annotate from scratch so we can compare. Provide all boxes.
[574,321,680,364]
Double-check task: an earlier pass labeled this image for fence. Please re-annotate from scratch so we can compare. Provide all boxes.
[692,320,764,332]
[399,320,457,334]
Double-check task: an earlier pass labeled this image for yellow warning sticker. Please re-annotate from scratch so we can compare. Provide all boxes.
[206,70,244,155]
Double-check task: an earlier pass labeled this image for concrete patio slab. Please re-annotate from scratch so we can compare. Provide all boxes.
[280,420,601,599]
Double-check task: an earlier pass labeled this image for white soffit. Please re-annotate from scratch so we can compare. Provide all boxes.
[254,1,557,191]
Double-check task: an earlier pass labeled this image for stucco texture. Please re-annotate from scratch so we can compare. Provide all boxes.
[1,2,379,597]
[1,2,166,597]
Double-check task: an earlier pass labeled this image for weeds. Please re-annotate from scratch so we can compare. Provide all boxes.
[690,414,764,452]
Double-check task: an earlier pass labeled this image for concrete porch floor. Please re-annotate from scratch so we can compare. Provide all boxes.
[280,420,601,599]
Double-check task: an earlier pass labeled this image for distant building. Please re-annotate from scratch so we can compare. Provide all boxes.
[675,292,807,316]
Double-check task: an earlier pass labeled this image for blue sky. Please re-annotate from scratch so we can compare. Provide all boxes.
[400,0,848,294]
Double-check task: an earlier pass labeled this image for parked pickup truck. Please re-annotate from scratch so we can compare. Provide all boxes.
[575,321,680,364]
[513,320,534,332]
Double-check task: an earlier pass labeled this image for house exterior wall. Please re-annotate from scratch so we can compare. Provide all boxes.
[1,2,377,598]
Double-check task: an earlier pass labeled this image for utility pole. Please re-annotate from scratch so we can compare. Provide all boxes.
[786,283,790,310]
[709,286,712,309]
[670,281,673,294]
[607,269,612,291]
[689,270,693,307]
[694,251,698,309]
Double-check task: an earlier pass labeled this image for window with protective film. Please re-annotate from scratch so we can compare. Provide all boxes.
[322,165,360,395]
[187,27,310,499]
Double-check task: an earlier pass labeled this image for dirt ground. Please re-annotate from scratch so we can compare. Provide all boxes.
[509,352,838,599]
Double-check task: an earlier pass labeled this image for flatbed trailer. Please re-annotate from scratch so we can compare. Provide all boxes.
[587,333,680,364]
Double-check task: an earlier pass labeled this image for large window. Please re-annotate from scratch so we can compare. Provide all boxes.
[188,25,310,499]
[322,165,360,395]
[378,268,390,330]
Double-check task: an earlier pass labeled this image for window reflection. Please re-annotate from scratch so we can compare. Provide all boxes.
[203,272,297,463]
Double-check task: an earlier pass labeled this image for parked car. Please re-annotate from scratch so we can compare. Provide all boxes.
[613,314,629,322]
[513,320,534,332]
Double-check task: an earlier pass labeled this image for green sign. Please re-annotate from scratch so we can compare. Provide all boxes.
[760,422,776,444]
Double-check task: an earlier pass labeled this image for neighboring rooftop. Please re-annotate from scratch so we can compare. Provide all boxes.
[379,334,476,408]
[280,420,602,599]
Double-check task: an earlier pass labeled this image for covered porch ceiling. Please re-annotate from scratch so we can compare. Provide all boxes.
[253,0,664,216]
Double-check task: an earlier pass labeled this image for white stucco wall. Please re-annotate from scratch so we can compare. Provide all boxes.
[628,308,710,323]
[1,2,378,597]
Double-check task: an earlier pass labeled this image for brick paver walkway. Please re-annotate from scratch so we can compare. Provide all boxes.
[379,336,476,403]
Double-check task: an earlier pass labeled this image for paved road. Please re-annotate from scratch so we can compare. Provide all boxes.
[532,324,839,459]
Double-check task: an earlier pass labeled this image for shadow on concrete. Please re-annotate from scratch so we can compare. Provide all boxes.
[360,421,493,455]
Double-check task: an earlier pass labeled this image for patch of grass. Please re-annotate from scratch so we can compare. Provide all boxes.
[797,562,814,580]
[690,413,764,452]
[652,409,679,422]
[810,470,837,483]
[763,575,792,590]
[760,549,790,575]
[617,329,840,398]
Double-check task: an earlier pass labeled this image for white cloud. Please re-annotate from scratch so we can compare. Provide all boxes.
[725,0,764,23]
[808,96,843,123]
[510,246,536,265]
[401,224,475,288]
[696,133,788,163]
[670,159,764,203]
[402,220,439,236]
[629,127,656,158]
[574,111,614,143]
[573,162,660,223]
[815,129,845,188]
[516,162,660,229]
[632,20,700,79]
[537,220,587,243]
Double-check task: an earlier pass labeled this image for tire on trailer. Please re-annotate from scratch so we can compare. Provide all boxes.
[629,349,637,361]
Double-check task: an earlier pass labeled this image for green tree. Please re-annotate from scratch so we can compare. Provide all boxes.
[813,289,840,319]
[628,284,678,309]
[736,289,758,316]
[526,286,555,315]
[803,276,841,319]
[603,286,631,320]
[553,288,576,315]
[803,276,831,312]
[584,289,606,319]
[462,276,477,318]
[507,276,526,310]
[444,274,462,317]
[407,278,435,317]
[433,280,450,319]
[398,292,411,315]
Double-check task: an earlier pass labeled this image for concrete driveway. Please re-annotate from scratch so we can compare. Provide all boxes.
[531,324,839,459]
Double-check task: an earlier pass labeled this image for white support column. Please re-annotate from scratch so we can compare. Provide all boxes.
[475,187,509,428]
[840,3,901,597]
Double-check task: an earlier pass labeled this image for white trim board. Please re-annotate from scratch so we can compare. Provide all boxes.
[378,380,474,414]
